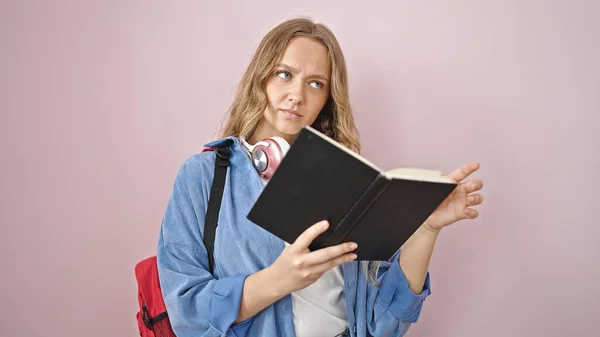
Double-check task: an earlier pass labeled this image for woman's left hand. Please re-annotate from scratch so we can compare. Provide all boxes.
[424,162,484,233]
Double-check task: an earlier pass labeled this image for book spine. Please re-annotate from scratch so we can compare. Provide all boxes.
[324,174,391,246]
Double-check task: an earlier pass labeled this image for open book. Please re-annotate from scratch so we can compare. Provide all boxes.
[247,126,457,261]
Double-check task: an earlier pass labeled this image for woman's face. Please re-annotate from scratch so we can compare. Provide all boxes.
[254,36,331,143]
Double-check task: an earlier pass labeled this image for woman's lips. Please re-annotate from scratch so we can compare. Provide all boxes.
[281,109,302,119]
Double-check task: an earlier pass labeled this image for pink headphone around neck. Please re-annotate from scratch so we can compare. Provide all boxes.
[251,137,290,179]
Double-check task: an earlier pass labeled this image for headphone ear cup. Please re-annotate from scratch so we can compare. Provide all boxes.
[251,137,290,179]
[268,136,290,156]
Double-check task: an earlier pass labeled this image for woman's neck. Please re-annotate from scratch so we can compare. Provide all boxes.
[247,120,295,145]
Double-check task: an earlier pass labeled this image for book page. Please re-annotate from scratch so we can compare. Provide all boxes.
[384,168,454,183]
[303,126,453,184]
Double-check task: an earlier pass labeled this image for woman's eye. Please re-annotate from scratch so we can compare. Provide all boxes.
[310,81,324,89]
[277,71,291,80]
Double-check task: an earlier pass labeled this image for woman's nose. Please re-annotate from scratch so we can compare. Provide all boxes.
[287,81,304,104]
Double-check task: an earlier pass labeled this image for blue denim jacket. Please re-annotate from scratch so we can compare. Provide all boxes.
[156,136,431,337]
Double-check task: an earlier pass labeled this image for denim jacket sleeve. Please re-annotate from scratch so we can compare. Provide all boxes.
[156,155,253,337]
[366,249,431,336]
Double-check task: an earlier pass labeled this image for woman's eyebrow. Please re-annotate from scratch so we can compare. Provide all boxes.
[277,63,329,82]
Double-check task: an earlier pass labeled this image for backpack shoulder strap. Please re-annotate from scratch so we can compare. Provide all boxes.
[203,139,233,274]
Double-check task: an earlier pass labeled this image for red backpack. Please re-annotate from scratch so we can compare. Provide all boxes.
[135,256,175,337]
[135,143,232,336]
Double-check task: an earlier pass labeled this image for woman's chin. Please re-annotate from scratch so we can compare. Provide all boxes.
[274,122,303,137]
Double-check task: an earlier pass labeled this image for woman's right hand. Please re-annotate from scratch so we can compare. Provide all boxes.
[234,220,358,323]
[267,220,358,296]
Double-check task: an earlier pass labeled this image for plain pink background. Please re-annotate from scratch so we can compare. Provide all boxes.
[1,1,598,336]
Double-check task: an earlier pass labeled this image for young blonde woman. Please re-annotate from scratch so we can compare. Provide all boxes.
[157,17,484,337]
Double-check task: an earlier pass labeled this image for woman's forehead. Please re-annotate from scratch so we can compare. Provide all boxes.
[278,37,331,77]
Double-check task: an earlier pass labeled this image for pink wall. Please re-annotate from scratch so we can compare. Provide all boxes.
[1,1,598,336]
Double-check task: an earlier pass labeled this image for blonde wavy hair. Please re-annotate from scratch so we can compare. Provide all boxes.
[218,17,382,285]
[218,17,360,152]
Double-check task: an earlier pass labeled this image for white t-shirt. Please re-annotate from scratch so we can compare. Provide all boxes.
[240,137,349,337]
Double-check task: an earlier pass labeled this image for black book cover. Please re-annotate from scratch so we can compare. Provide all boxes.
[247,126,457,261]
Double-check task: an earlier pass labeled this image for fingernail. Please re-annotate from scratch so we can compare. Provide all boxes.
[351,243,358,250]
[321,221,329,229]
